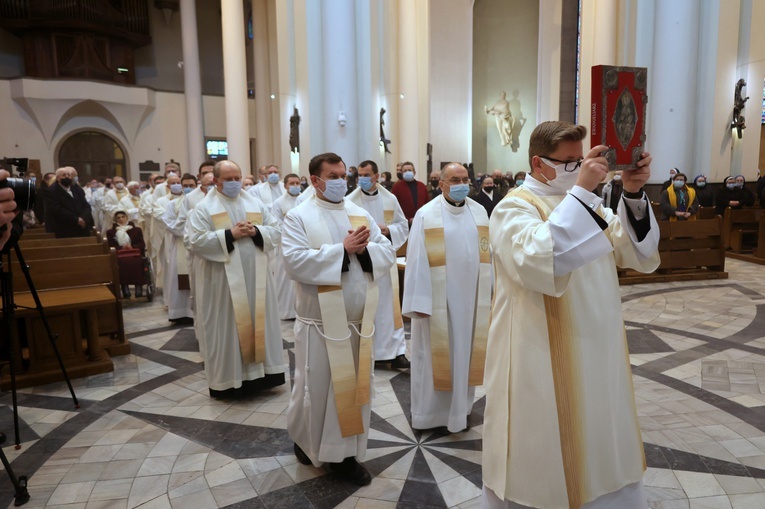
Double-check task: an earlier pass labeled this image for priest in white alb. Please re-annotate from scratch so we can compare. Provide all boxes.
[139,173,161,256]
[347,159,410,369]
[101,176,133,226]
[402,163,491,434]
[160,173,194,324]
[282,152,395,486]
[185,160,286,398]
[249,164,284,206]
[183,171,214,342]
[270,173,302,320]
[481,121,660,509]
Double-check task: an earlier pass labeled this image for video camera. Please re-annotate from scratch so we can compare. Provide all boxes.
[0,158,35,211]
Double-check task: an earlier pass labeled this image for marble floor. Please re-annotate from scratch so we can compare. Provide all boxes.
[2,258,765,507]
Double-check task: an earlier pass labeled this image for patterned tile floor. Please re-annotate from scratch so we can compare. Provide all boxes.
[1,258,765,507]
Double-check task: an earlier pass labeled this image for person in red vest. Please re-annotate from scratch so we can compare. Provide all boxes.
[391,161,429,225]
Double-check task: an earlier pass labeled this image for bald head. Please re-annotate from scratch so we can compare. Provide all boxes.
[441,163,468,182]
[213,160,242,178]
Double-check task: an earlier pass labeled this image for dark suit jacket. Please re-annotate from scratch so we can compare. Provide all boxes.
[44,182,93,238]
[473,189,502,217]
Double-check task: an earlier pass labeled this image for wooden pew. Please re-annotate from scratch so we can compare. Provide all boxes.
[21,230,55,239]
[722,207,763,252]
[697,206,717,220]
[619,217,728,284]
[0,250,128,389]
[18,243,110,261]
[19,235,101,249]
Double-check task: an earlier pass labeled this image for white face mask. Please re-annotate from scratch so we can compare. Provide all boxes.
[539,158,581,194]
[115,182,125,190]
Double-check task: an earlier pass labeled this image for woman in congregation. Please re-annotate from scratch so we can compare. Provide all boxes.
[660,172,698,221]
[106,210,146,299]
[692,174,715,207]
[715,175,756,215]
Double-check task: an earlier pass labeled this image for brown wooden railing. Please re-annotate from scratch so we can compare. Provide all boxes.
[0,0,149,35]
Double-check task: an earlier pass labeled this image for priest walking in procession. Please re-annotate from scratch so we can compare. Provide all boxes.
[282,152,395,486]
[249,164,284,207]
[481,121,660,509]
[270,173,302,320]
[185,160,286,399]
[402,163,492,434]
[347,160,411,369]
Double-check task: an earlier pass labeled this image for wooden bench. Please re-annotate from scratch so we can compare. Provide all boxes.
[619,217,728,284]
[18,243,110,261]
[0,250,128,389]
[19,235,102,249]
[21,230,55,239]
[722,207,763,252]
[697,206,717,220]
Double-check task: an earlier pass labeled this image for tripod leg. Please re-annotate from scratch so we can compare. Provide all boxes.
[12,245,79,409]
[0,433,30,506]
[0,258,22,448]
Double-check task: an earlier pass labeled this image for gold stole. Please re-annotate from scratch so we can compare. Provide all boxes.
[348,188,404,328]
[171,197,191,289]
[422,198,492,391]
[303,200,379,437]
[209,197,267,366]
[510,187,596,507]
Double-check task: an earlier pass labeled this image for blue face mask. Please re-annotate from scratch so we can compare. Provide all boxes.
[206,185,215,192]
[183,187,193,195]
[267,173,280,184]
[726,183,736,190]
[222,180,242,198]
[403,171,415,182]
[288,185,301,196]
[358,176,374,191]
[448,184,470,202]
[673,180,685,189]
[515,179,524,186]
[319,178,347,202]
[696,181,706,188]
[170,183,183,195]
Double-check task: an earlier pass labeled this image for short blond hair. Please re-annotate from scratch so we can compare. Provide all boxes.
[528,121,587,169]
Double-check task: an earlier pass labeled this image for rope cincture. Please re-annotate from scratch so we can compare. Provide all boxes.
[295,316,377,407]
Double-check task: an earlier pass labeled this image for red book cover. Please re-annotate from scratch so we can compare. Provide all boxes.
[591,65,648,170]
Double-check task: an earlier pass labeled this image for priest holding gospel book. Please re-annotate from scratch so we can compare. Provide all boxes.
[481,121,660,509]
[282,152,395,486]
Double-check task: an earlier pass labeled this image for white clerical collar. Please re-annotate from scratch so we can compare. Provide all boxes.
[441,194,466,214]
[315,197,345,210]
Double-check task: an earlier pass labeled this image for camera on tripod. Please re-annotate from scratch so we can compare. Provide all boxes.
[0,158,35,212]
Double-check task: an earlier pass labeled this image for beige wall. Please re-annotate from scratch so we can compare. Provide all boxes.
[472,0,539,175]
[0,78,255,179]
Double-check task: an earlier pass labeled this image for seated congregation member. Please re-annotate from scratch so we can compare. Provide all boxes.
[107,210,146,298]
[186,160,286,398]
[282,152,395,486]
[270,173,302,320]
[347,160,411,369]
[160,174,195,325]
[716,175,756,215]
[601,171,623,211]
[692,174,715,207]
[660,172,698,221]
[473,175,502,217]
[403,163,491,433]
[44,166,93,238]
[482,121,659,509]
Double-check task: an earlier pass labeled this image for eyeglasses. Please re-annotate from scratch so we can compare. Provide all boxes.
[540,156,583,173]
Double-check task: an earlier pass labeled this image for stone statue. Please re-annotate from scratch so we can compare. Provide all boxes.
[485,91,513,146]
[289,106,300,153]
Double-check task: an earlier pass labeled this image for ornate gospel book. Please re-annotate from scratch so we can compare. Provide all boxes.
[591,65,648,170]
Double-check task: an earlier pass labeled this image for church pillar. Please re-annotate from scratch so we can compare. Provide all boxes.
[397,0,419,172]
[648,0,700,178]
[252,0,273,169]
[220,0,251,174]
[179,0,205,173]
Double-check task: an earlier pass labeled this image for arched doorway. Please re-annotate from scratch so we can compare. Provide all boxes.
[57,131,127,181]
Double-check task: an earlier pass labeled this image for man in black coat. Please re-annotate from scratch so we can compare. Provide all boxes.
[44,167,93,238]
[472,175,502,217]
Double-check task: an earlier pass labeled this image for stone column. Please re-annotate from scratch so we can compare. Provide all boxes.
[180,0,205,173]
[221,0,251,174]
[252,0,273,169]
[397,0,419,170]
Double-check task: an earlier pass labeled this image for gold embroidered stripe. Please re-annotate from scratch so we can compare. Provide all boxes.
[544,295,588,509]
[424,228,446,267]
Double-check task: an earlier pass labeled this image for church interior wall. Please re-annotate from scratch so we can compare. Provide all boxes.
[429,0,473,170]
[472,0,539,176]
